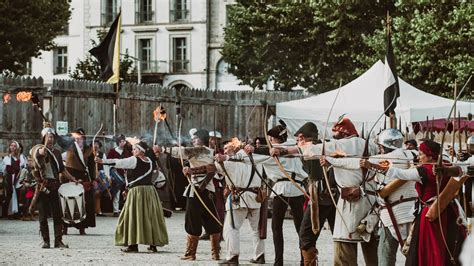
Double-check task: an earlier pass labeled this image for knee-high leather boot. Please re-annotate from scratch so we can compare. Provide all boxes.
[302,247,318,266]
[54,224,69,248]
[181,234,199,260]
[210,233,221,260]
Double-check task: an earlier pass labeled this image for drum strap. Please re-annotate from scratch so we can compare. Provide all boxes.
[47,148,60,173]
[127,160,153,188]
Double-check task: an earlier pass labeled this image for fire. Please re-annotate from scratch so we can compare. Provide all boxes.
[16,91,33,102]
[3,93,11,104]
[330,149,347,158]
[153,105,167,122]
[228,137,243,150]
[125,136,140,146]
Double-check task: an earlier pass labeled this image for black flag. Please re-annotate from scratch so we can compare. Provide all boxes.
[89,12,121,83]
[383,28,400,117]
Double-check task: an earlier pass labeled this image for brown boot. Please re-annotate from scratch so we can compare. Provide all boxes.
[302,247,318,266]
[181,234,199,260]
[40,222,50,249]
[54,224,69,248]
[210,233,221,260]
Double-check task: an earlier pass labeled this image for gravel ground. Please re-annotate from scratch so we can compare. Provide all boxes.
[0,212,405,265]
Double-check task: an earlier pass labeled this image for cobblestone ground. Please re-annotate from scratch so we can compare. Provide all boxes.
[0,213,405,265]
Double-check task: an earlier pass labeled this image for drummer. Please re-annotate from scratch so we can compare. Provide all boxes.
[64,127,96,235]
[32,126,77,248]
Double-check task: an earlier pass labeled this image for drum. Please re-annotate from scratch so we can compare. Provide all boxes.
[110,167,126,188]
[58,183,86,224]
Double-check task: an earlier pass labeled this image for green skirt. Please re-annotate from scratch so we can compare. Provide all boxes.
[115,185,169,247]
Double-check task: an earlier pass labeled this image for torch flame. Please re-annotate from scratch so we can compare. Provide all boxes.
[3,93,11,104]
[16,91,33,102]
[153,105,167,122]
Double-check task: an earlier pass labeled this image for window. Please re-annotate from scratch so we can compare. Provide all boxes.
[54,47,68,74]
[138,39,152,72]
[136,0,153,24]
[171,37,188,73]
[101,0,118,26]
[170,0,188,22]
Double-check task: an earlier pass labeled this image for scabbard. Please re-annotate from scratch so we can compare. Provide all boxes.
[309,181,320,235]
[258,197,268,239]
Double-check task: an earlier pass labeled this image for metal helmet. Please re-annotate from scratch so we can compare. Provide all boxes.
[377,128,404,150]
[467,135,474,154]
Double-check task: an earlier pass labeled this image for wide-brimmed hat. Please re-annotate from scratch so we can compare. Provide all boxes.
[294,122,318,138]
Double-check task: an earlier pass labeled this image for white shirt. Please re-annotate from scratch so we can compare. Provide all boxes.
[216,150,262,210]
[251,141,308,198]
[169,146,215,196]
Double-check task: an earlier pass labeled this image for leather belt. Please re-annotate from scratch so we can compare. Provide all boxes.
[382,196,418,209]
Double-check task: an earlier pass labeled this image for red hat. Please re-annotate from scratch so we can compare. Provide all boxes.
[332,117,358,137]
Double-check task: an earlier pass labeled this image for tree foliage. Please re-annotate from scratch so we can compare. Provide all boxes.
[0,0,70,73]
[357,2,473,97]
[223,1,473,96]
[69,53,136,83]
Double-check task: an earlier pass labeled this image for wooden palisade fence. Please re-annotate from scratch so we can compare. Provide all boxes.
[0,76,306,152]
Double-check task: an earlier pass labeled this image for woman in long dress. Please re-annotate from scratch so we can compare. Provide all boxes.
[96,141,168,252]
[384,139,466,265]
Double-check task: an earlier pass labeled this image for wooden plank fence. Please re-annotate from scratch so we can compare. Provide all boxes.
[0,76,306,153]
[0,76,46,153]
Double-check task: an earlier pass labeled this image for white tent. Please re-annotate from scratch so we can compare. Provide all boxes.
[276,60,472,136]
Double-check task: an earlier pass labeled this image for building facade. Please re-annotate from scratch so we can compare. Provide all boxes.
[31,0,252,90]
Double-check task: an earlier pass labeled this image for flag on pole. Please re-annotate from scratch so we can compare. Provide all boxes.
[89,11,121,84]
[383,16,400,117]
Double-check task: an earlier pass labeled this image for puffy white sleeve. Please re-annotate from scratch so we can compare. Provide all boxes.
[102,156,138,170]
[386,167,422,182]
[325,157,360,170]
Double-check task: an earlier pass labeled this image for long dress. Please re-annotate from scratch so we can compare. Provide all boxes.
[388,164,466,266]
[105,156,169,247]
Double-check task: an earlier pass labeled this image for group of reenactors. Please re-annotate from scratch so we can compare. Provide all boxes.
[1,115,473,265]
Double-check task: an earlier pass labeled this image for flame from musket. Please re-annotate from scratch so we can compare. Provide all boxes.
[3,93,11,104]
[153,105,167,122]
[16,91,33,102]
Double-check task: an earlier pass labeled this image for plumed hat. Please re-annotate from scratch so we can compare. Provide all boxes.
[332,117,358,137]
[267,120,288,142]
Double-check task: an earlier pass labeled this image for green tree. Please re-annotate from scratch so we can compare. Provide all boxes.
[223,1,472,96]
[0,0,70,73]
[222,1,387,91]
[357,2,473,97]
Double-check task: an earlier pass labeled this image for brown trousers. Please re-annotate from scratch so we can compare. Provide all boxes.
[333,237,378,266]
